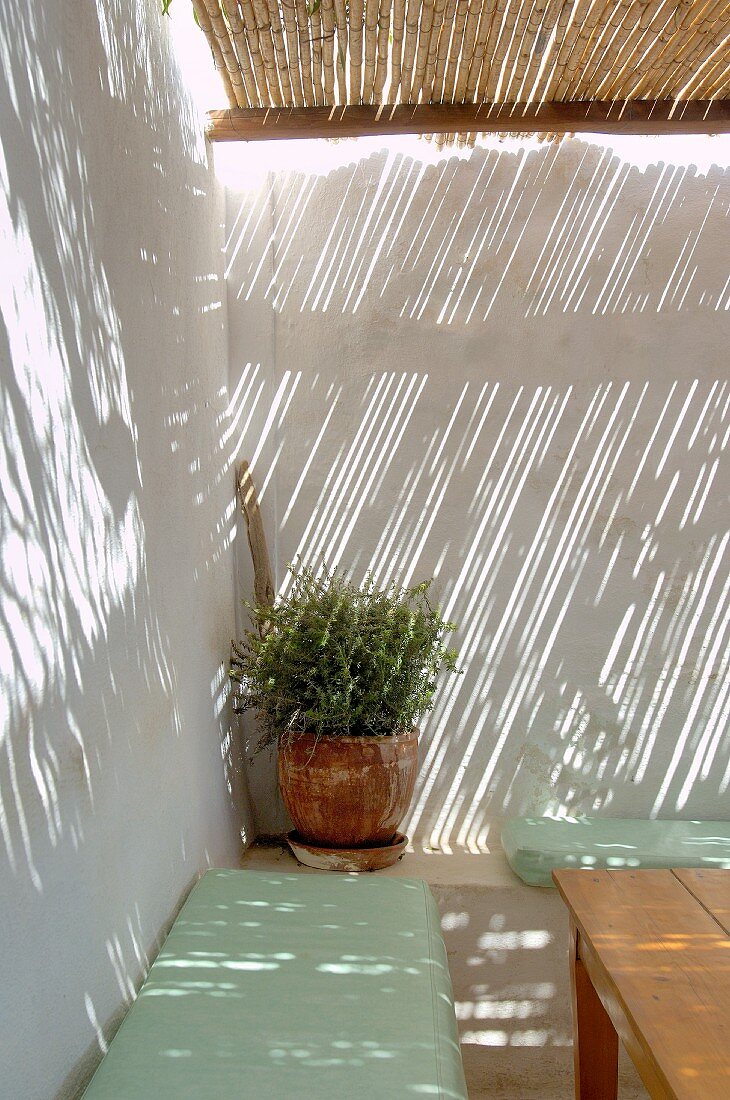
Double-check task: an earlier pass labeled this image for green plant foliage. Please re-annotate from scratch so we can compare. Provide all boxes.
[162,0,200,24]
[231,562,460,747]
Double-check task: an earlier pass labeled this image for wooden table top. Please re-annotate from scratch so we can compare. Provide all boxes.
[553,868,730,1100]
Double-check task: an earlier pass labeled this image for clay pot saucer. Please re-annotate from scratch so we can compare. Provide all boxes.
[287,831,408,872]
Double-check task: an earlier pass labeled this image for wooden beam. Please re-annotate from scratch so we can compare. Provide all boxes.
[207,99,730,141]
[236,461,274,617]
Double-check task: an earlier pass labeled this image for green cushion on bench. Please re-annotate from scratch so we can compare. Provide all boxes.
[83,869,467,1099]
[502,818,730,887]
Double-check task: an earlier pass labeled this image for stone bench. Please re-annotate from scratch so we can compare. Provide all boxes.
[83,868,468,1099]
[502,817,730,887]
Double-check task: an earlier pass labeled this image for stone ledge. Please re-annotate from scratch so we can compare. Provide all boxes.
[241,839,527,889]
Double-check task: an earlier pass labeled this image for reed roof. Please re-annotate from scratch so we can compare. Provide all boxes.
[192,0,730,140]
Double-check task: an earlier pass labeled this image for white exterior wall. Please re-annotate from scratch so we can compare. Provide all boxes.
[0,3,252,1097]
[225,136,730,844]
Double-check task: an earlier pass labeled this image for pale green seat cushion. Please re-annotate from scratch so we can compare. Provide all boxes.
[83,869,467,1099]
[502,818,730,887]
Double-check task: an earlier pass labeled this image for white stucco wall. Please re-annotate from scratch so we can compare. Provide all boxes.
[225,134,730,845]
[0,3,252,1097]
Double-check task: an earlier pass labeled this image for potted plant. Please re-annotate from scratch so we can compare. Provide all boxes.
[231,563,459,868]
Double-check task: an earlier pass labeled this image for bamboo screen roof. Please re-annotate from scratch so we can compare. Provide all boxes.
[193,0,730,139]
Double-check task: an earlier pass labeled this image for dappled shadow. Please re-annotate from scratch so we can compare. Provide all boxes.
[83,869,467,1098]
[1,1,250,1097]
[226,137,729,847]
[434,881,649,1098]
[227,141,730,324]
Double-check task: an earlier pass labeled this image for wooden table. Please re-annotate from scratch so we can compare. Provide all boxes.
[553,868,730,1100]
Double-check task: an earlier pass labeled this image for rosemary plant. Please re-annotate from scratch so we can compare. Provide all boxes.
[231,563,460,749]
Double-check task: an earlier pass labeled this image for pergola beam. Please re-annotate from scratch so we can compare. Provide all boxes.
[207,100,730,142]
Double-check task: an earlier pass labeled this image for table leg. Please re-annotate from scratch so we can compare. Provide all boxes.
[569,919,618,1100]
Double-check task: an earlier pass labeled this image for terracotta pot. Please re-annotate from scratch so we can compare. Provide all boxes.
[278,728,419,848]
